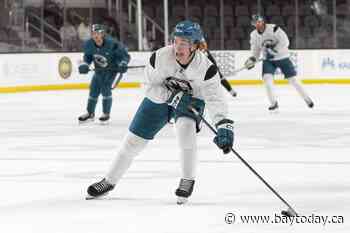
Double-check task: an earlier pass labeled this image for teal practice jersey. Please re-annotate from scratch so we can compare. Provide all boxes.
[83,36,130,72]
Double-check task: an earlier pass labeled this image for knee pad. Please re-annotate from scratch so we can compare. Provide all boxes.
[101,86,112,97]
[102,95,112,100]
[88,96,98,101]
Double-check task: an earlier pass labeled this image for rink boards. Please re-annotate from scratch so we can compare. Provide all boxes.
[0,49,350,93]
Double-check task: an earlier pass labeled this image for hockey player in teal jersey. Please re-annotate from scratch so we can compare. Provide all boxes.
[78,24,130,124]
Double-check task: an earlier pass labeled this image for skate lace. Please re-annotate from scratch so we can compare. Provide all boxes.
[178,179,193,192]
[94,180,111,192]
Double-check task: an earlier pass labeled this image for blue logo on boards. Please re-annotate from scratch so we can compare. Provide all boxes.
[322,57,350,70]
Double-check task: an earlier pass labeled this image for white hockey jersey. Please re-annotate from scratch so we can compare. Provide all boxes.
[249,24,290,61]
[143,45,228,125]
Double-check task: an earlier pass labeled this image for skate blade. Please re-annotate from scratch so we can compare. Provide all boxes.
[269,109,279,114]
[85,193,108,200]
[99,120,110,125]
[176,196,188,205]
[79,119,95,124]
[85,195,97,200]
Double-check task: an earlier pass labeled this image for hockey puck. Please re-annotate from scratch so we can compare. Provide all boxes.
[281,209,296,217]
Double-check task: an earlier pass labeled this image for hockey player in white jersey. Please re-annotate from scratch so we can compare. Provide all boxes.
[245,15,314,110]
[86,20,234,204]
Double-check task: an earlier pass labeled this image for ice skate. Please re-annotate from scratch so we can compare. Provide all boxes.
[99,113,110,125]
[175,178,195,205]
[268,102,279,111]
[86,178,115,200]
[78,112,95,124]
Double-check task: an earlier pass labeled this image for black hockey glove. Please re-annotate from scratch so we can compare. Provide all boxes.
[164,77,192,94]
[244,56,257,70]
[165,77,194,115]
[79,63,90,74]
[166,89,193,115]
[116,60,128,74]
[213,119,234,154]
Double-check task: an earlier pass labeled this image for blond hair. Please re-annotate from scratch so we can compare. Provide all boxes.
[198,41,208,51]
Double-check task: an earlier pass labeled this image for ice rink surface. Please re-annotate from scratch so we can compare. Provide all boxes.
[0,85,349,233]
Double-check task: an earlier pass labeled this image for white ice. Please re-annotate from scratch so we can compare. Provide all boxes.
[0,85,349,233]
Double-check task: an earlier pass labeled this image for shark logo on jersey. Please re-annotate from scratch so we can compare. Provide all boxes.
[93,54,108,68]
[262,39,276,48]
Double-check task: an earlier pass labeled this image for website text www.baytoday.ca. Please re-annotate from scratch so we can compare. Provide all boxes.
[224,213,344,226]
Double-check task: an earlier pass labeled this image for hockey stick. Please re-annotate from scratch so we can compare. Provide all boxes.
[125,65,145,69]
[65,65,145,79]
[91,65,145,72]
[90,66,143,89]
[233,58,263,74]
[189,106,298,217]
[111,73,123,89]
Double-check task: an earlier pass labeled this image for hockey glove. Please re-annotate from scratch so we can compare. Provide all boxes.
[244,56,257,70]
[116,60,128,74]
[213,119,234,154]
[164,77,192,94]
[166,89,193,115]
[79,63,90,74]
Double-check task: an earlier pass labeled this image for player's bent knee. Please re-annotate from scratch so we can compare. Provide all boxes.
[263,74,273,81]
[119,131,149,156]
[287,76,297,83]
[175,117,197,150]
[102,89,112,97]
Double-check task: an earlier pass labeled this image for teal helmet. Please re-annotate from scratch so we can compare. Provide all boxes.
[91,24,106,34]
[251,14,265,26]
[173,20,203,44]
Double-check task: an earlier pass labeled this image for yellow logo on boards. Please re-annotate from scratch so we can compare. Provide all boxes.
[58,56,72,79]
